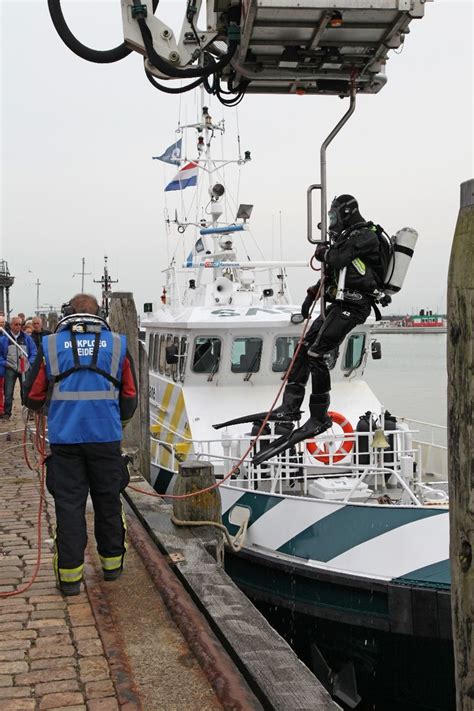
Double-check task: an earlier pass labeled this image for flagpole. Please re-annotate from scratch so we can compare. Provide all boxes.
[202,88,218,282]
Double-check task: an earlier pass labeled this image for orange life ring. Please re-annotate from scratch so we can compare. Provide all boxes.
[306,411,354,464]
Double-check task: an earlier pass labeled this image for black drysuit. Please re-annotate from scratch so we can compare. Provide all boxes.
[292,223,383,396]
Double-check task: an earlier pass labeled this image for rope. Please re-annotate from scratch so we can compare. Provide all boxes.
[128,283,322,501]
[0,413,47,599]
[171,514,248,553]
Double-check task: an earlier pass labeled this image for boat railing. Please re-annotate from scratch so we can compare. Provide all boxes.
[148,423,446,505]
[396,417,447,446]
[395,417,448,479]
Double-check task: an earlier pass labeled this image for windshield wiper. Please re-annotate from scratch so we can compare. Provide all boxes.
[244,348,262,382]
[207,355,220,382]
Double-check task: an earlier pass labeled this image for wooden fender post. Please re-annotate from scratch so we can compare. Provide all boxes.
[109,292,150,481]
[448,178,474,709]
[173,461,222,525]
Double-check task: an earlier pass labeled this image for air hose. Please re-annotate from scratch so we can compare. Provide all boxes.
[0,414,47,599]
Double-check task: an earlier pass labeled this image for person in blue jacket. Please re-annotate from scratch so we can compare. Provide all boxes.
[0,329,8,417]
[2,315,37,420]
[24,293,138,596]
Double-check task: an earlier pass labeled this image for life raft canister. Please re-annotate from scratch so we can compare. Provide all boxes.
[306,411,354,464]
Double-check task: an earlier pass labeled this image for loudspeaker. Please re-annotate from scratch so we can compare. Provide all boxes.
[212,277,233,304]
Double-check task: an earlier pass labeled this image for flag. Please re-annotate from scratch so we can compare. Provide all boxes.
[152,138,182,165]
[185,238,206,267]
[165,162,198,192]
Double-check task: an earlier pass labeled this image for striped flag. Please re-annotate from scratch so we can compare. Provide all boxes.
[165,162,198,192]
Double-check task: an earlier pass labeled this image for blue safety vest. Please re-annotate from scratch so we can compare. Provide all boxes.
[42,328,127,444]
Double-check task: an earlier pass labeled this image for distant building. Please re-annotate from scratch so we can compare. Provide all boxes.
[401,310,447,328]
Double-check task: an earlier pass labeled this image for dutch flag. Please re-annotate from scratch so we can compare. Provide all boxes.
[164,162,198,192]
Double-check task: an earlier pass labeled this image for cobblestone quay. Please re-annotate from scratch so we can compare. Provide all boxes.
[0,405,223,711]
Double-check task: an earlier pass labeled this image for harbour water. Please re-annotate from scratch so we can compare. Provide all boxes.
[249,332,452,711]
[364,332,447,427]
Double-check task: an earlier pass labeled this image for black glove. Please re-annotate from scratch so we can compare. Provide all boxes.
[301,282,320,319]
[314,243,329,262]
[379,294,392,307]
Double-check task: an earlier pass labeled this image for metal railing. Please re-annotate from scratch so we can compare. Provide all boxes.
[147,420,440,505]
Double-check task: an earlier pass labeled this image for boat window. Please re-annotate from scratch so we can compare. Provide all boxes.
[343,333,366,370]
[154,334,160,372]
[179,336,188,381]
[148,334,155,371]
[164,334,174,376]
[231,337,262,373]
[192,337,221,374]
[158,334,166,374]
[272,336,299,372]
[171,335,180,382]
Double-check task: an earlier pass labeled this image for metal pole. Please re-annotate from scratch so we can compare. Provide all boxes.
[319,86,357,316]
[35,278,41,315]
[81,258,85,292]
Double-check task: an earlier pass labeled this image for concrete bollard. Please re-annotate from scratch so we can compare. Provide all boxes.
[447,178,474,710]
[172,461,222,524]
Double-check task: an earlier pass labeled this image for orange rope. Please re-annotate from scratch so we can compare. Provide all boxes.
[0,414,47,599]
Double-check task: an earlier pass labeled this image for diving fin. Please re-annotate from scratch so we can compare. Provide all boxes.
[252,416,332,465]
[213,383,305,430]
[213,409,302,431]
[252,393,332,466]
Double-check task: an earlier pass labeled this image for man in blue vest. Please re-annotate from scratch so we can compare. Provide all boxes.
[24,294,138,596]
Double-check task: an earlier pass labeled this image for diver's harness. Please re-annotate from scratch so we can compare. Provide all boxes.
[45,314,120,409]
[328,221,392,320]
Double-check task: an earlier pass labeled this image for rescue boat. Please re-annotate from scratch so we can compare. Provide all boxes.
[142,100,451,707]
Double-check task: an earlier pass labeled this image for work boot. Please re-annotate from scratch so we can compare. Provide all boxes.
[57,580,81,596]
[213,383,305,430]
[103,568,123,582]
[252,393,332,466]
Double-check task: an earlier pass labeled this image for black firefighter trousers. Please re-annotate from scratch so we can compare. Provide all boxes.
[46,442,130,584]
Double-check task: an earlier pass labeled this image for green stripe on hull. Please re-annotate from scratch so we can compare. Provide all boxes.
[396,560,450,589]
[226,553,389,620]
[278,505,445,562]
[222,491,281,534]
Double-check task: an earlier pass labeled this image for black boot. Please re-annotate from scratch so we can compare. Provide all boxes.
[252,393,332,466]
[213,384,305,430]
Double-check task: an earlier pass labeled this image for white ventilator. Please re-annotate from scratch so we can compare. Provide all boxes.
[384,227,418,295]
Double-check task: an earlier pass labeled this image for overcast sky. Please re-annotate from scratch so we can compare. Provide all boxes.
[1,0,473,318]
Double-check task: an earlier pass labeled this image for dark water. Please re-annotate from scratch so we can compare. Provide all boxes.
[244,335,453,709]
[255,601,455,711]
[365,333,447,426]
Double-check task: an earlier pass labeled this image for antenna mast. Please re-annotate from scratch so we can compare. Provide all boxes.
[94,256,118,317]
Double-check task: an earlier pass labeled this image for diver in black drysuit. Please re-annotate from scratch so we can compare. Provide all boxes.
[214,194,386,464]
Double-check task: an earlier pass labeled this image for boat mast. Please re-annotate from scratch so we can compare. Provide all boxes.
[201,88,220,282]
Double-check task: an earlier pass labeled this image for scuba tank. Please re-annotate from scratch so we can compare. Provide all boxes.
[382,411,397,485]
[354,412,377,466]
[384,227,418,295]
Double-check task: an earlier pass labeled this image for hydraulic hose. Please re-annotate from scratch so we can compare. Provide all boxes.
[136,14,238,80]
[47,0,156,64]
[145,66,204,94]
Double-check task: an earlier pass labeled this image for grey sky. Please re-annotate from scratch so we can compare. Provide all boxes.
[2,0,473,318]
